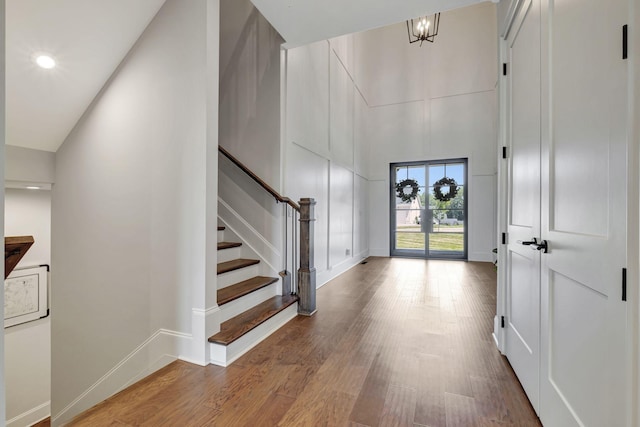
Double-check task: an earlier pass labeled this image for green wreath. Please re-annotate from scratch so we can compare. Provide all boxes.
[395,178,420,203]
[433,177,459,202]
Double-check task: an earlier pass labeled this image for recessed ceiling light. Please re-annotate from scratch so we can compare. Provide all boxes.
[26,186,41,190]
[35,54,56,69]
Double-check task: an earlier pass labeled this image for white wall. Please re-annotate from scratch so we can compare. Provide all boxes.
[362,2,498,260]
[4,188,51,427]
[50,0,219,424]
[217,0,285,275]
[218,154,282,274]
[286,2,497,264]
[5,146,55,185]
[5,189,50,274]
[3,146,55,427]
[219,0,283,190]
[285,38,370,286]
[216,0,370,290]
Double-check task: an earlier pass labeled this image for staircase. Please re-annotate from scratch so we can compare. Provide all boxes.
[209,225,299,366]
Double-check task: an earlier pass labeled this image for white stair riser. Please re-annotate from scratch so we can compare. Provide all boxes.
[217,265,260,289]
[209,303,298,367]
[220,283,279,322]
[217,247,242,263]
[217,230,224,241]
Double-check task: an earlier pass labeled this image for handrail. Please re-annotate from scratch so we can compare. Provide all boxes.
[218,145,300,211]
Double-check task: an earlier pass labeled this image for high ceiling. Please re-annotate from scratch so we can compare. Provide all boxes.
[251,0,493,48]
[5,0,494,153]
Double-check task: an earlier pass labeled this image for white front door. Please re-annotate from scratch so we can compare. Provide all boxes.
[504,0,541,414]
[539,0,628,424]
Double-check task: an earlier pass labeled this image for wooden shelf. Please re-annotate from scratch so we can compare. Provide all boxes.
[5,236,34,279]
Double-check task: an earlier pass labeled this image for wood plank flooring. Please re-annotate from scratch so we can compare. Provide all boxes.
[30,418,50,427]
[67,257,540,426]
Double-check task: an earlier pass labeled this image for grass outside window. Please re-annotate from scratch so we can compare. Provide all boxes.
[396,231,464,252]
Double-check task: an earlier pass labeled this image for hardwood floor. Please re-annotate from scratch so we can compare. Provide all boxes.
[30,418,50,427]
[68,257,540,426]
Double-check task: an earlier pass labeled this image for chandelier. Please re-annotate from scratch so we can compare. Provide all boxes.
[406,13,440,46]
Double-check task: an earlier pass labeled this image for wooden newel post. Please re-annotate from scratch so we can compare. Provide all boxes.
[298,198,317,316]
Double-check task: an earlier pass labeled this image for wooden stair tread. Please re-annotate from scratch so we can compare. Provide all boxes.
[217,241,242,250]
[217,258,260,275]
[218,276,279,306]
[208,295,298,345]
[217,226,225,231]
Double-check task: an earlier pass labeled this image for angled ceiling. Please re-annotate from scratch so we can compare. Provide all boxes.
[6,0,166,152]
[250,0,494,48]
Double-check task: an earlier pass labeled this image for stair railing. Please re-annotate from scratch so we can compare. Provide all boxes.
[218,146,316,315]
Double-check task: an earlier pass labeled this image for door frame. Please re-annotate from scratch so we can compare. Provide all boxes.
[389,158,468,260]
[631,0,640,421]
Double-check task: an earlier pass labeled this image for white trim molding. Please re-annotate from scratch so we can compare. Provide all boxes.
[51,329,192,426]
[6,401,50,427]
[500,0,527,38]
[191,305,222,365]
[218,198,281,274]
[317,250,369,289]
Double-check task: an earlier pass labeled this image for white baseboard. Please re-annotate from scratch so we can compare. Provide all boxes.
[51,329,192,426]
[317,251,369,289]
[7,401,50,427]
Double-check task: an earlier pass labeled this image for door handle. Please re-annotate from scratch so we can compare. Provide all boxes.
[516,238,549,253]
[531,240,548,253]
[518,238,537,246]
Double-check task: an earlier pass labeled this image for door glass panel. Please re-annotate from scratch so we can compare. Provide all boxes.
[394,164,425,252]
[407,166,426,186]
[445,163,465,184]
[428,160,465,257]
[396,217,425,250]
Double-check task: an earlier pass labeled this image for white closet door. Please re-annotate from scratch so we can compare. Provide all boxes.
[539,0,628,424]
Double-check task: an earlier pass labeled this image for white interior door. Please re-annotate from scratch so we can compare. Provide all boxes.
[504,0,541,414]
[539,0,628,425]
